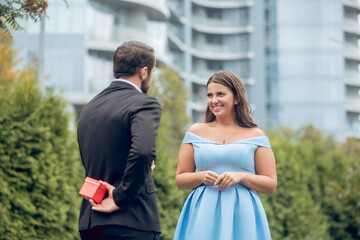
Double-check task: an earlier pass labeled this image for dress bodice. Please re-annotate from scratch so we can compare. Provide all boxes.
[182,132,271,175]
[174,132,273,240]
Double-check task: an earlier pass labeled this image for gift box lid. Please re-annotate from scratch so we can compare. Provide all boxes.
[83,177,106,191]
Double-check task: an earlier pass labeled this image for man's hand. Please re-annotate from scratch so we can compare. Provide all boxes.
[89,181,120,213]
[151,160,156,172]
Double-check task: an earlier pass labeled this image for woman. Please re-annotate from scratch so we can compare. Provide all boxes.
[173,71,277,240]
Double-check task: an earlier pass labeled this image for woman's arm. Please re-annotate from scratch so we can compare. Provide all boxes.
[175,143,219,190]
[248,146,277,194]
[215,147,277,194]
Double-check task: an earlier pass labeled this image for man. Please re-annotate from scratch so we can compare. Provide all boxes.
[77,41,161,240]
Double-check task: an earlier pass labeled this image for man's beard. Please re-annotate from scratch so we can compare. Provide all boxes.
[141,76,150,94]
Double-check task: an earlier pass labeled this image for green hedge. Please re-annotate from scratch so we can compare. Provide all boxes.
[0,78,83,239]
[262,126,360,240]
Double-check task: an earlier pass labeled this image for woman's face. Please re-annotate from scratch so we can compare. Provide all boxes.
[207,82,237,119]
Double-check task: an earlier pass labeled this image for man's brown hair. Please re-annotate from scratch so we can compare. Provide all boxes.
[113,41,155,78]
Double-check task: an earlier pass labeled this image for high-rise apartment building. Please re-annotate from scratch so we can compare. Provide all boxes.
[13,0,169,114]
[266,0,360,140]
[11,0,360,140]
[343,0,360,139]
[167,0,267,127]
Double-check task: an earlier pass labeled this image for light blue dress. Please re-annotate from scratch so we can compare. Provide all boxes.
[173,132,272,240]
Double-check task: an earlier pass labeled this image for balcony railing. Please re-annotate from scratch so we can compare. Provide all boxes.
[344,0,360,3]
[345,71,360,86]
[190,101,207,112]
[167,52,185,71]
[344,44,360,52]
[192,0,253,8]
[346,97,360,112]
[343,18,360,32]
[192,15,248,28]
[192,92,207,104]
[347,120,360,133]
[88,25,165,53]
[167,0,185,17]
[345,70,360,78]
[197,0,250,2]
[89,25,146,42]
[193,68,220,78]
[168,24,185,42]
[343,0,360,8]
[344,44,360,56]
[131,0,170,20]
[193,68,247,79]
[347,96,360,101]
[192,42,247,54]
[87,25,168,64]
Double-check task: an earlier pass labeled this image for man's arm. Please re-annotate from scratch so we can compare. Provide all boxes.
[112,97,161,208]
[90,97,161,213]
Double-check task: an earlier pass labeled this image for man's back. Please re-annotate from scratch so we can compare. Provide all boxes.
[77,81,161,233]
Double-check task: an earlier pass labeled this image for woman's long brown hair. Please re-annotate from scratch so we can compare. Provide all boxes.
[205,70,257,128]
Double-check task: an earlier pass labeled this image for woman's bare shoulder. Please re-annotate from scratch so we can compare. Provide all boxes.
[248,127,266,137]
[187,123,211,135]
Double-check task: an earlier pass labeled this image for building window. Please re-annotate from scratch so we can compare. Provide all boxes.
[192,110,205,123]
[239,60,250,79]
[192,83,207,104]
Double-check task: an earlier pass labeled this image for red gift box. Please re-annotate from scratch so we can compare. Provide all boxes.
[79,177,108,204]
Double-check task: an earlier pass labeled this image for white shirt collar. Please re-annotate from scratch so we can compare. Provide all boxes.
[114,79,142,93]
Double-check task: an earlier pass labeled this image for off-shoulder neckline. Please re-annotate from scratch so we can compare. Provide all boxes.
[185,132,268,145]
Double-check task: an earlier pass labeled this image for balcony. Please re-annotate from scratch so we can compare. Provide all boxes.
[193,42,247,54]
[167,24,185,42]
[192,15,252,34]
[167,32,187,53]
[343,0,360,10]
[191,69,219,84]
[343,18,360,35]
[347,120,360,138]
[166,51,186,72]
[192,15,248,28]
[94,0,170,21]
[87,25,167,63]
[192,87,207,105]
[346,130,360,139]
[192,0,253,9]
[192,108,205,123]
[189,101,207,112]
[191,69,253,85]
[345,71,360,86]
[191,46,254,60]
[167,0,185,19]
[344,44,360,60]
[346,97,360,112]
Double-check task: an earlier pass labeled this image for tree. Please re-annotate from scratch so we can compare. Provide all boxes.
[1,0,48,33]
[324,138,360,239]
[0,0,67,34]
[262,126,360,240]
[262,127,330,240]
[149,65,190,240]
[0,32,83,239]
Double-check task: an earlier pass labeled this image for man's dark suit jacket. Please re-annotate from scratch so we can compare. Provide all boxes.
[77,81,162,233]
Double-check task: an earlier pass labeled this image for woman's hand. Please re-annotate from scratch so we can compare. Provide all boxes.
[214,172,244,191]
[200,170,219,185]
